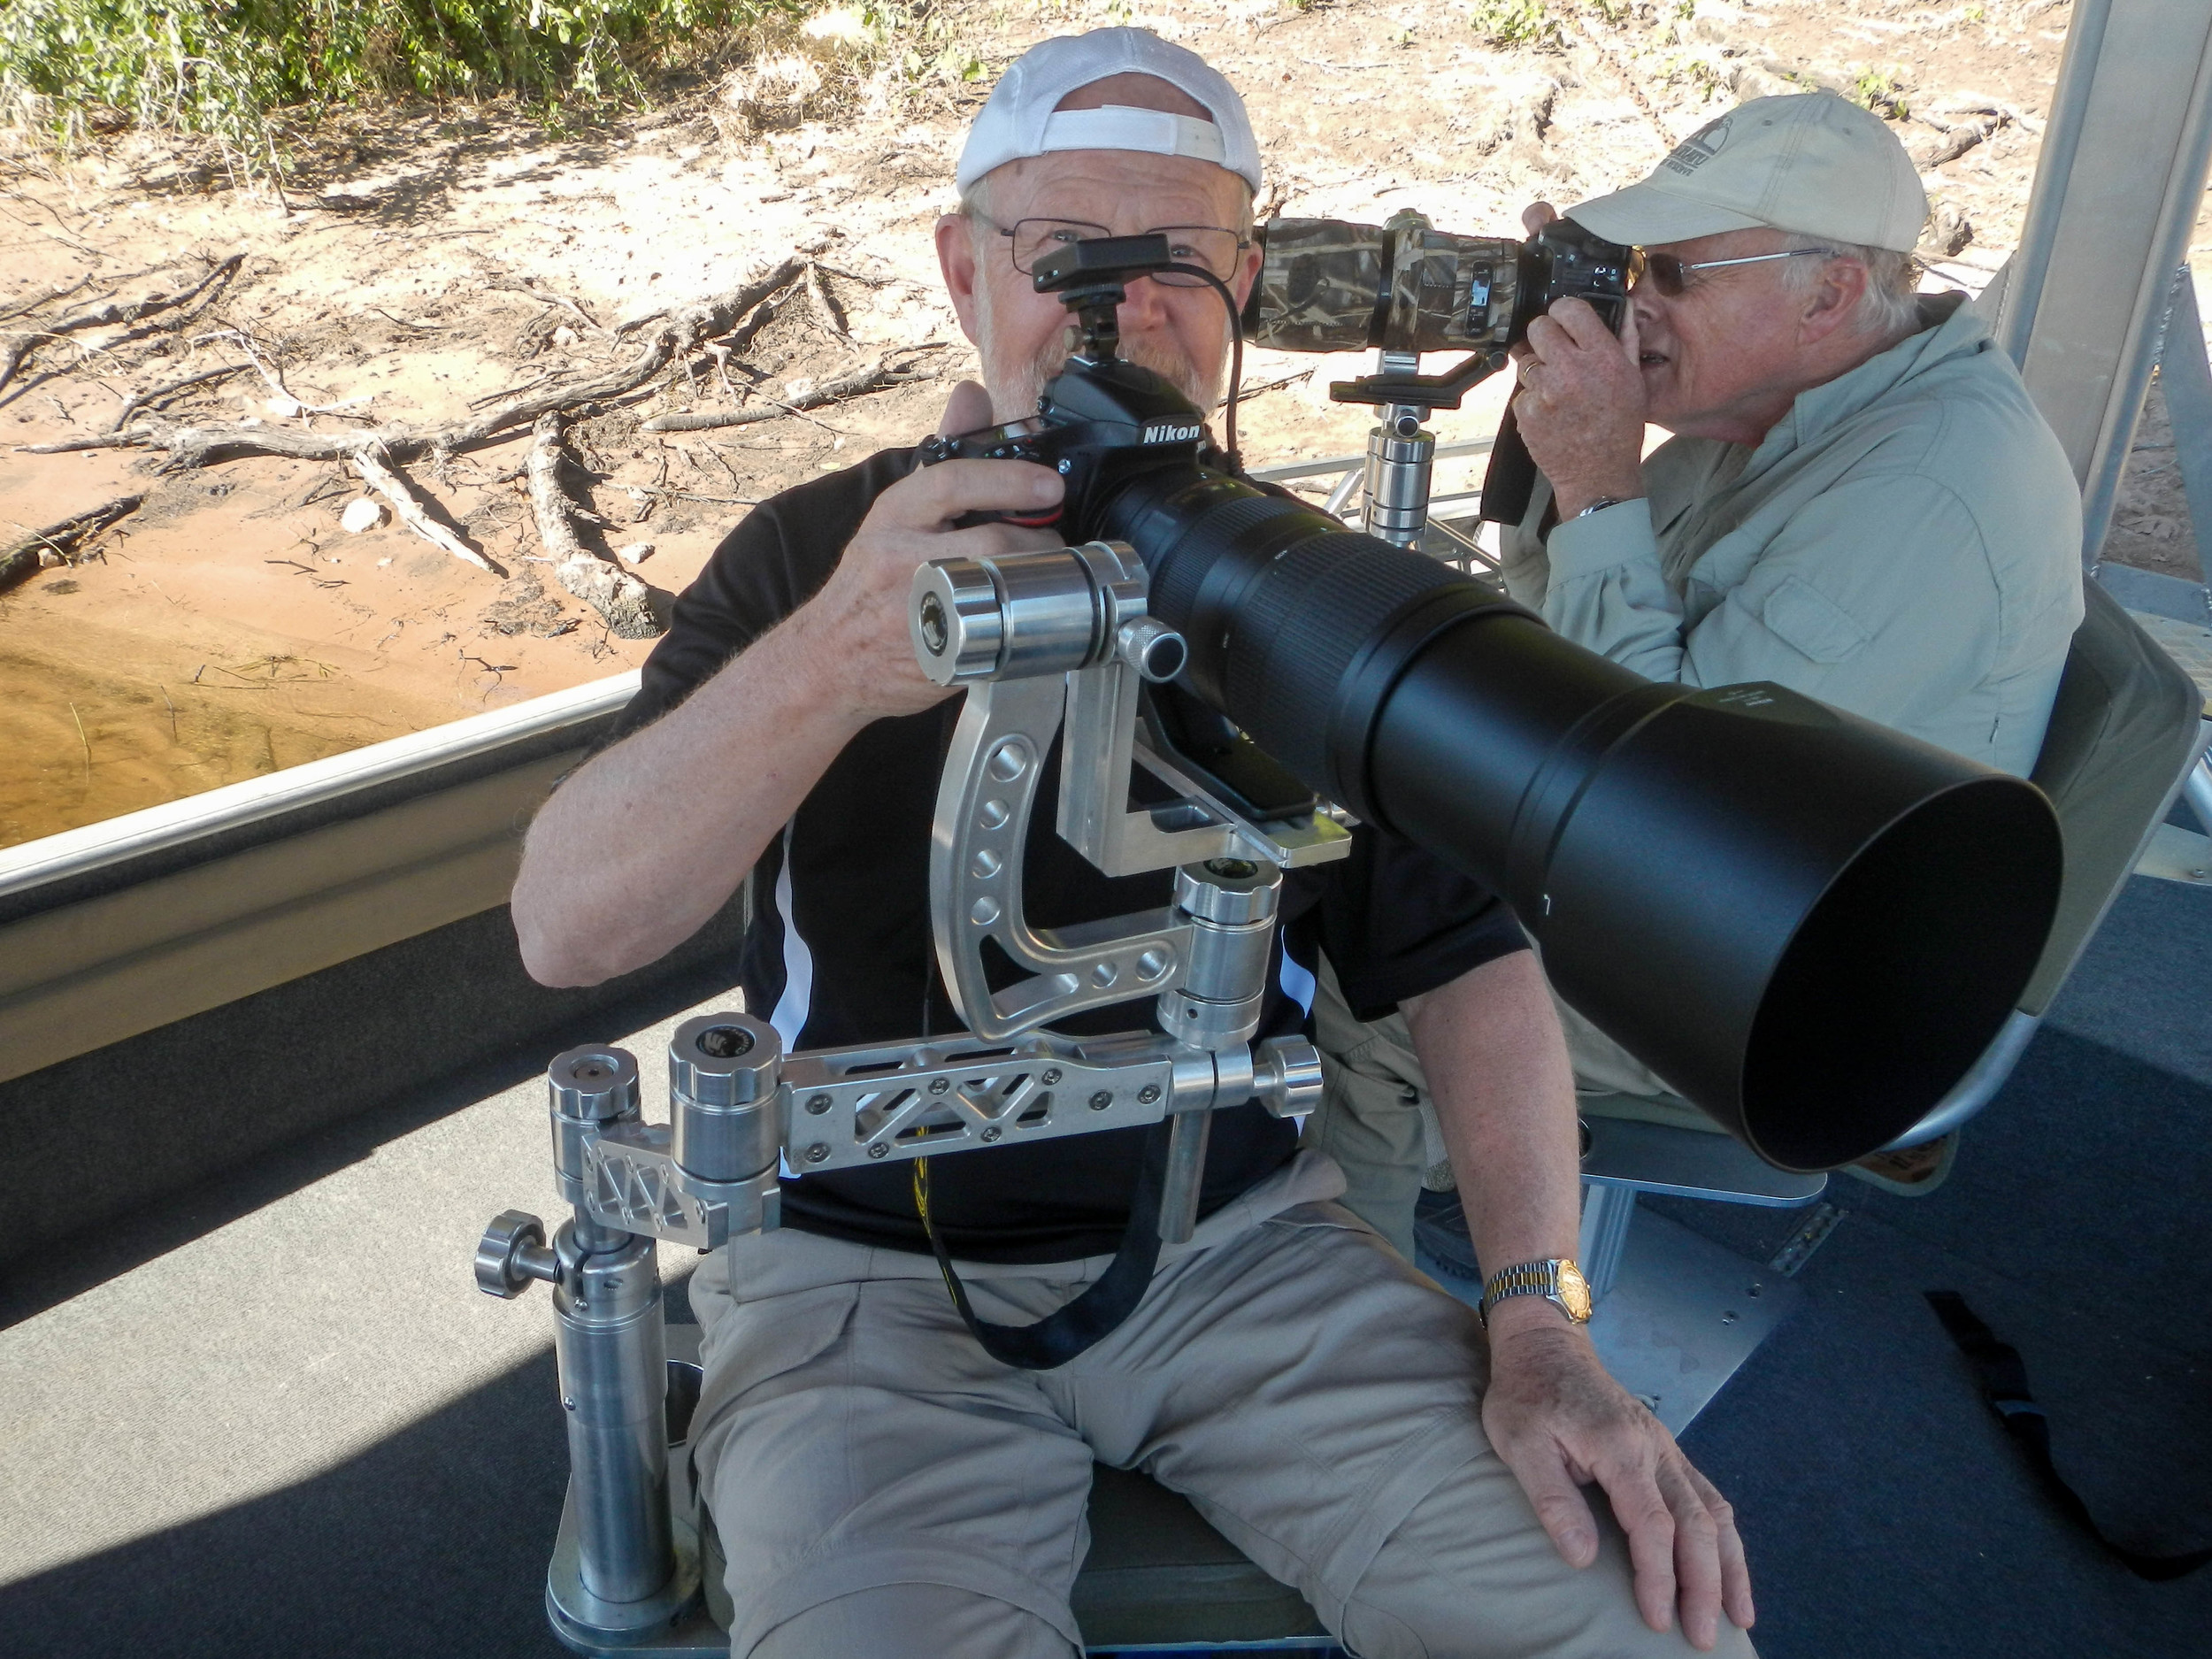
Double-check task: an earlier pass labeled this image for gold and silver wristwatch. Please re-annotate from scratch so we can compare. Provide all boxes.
[1478,1258,1594,1327]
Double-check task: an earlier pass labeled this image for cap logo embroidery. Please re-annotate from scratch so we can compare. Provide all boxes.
[1662,115,1732,178]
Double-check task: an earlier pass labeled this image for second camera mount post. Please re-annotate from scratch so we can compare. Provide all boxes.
[1325,212,1512,551]
[1329,346,1510,549]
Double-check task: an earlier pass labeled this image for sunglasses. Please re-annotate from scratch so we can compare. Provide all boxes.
[1635,246,1839,297]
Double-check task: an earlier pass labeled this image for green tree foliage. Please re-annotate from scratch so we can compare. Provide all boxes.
[1466,0,1563,51]
[1,0,797,165]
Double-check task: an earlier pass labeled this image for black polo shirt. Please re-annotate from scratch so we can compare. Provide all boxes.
[609,444,1528,1262]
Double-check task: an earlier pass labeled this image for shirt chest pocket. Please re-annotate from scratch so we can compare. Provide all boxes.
[1758,574,1872,664]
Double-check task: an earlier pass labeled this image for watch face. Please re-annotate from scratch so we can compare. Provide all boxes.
[1557,1261,1594,1323]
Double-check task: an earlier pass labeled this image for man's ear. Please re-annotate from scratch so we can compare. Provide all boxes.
[1232,234,1263,310]
[936,213,985,347]
[1798,257,1869,347]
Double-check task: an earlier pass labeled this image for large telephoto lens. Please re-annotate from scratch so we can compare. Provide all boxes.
[1100,467,2062,1171]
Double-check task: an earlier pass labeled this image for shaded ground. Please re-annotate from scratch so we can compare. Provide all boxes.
[1,873,2204,1658]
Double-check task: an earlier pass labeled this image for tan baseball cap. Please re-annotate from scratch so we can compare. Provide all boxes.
[1565,93,1927,252]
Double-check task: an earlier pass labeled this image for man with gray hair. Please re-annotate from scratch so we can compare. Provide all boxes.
[514,27,1755,1659]
[1305,93,2084,1241]
[1502,90,2081,757]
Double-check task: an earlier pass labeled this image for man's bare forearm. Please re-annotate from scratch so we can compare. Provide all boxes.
[511,604,871,987]
[1404,950,1583,1331]
[510,442,1065,989]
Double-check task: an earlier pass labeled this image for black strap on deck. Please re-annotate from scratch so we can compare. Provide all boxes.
[1924,1290,2211,1582]
[912,1118,1174,1371]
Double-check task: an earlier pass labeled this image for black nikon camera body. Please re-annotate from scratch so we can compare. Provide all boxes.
[915,349,1212,533]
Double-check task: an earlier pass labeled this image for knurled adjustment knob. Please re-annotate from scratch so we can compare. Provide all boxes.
[474,1210,557,1299]
[548,1045,640,1124]
[1174,857,1282,924]
[1256,1037,1325,1118]
[669,1012,780,1108]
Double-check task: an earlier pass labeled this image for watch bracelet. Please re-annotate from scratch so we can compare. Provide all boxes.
[1478,1258,1581,1325]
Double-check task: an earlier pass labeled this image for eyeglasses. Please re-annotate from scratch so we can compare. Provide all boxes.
[979,215,1251,287]
[1637,246,1839,297]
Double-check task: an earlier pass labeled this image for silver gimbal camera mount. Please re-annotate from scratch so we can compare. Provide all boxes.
[476,538,1339,1651]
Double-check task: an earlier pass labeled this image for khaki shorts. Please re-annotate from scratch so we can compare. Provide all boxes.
[688,1151,1755,1659]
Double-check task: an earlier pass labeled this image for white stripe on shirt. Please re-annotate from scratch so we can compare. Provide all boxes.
[769,822,814,1050]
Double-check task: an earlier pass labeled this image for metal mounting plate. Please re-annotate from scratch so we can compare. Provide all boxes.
[779,1030,1195,1173]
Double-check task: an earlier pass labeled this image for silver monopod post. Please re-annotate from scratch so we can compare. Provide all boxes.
[1360,350,1438,549]
[475,1017,784,1643]
[1155,856,1283,1242]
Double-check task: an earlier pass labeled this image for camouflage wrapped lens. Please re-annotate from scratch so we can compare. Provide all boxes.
[1249,214,1523,355]
[1247,212,1637,356]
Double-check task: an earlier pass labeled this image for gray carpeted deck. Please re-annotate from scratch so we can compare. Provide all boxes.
[2,877,2207,1658]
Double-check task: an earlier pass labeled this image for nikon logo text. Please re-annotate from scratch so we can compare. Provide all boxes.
[1141,423,1203,443]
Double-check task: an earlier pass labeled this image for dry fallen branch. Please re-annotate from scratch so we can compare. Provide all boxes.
[0,255,245,398]
[527,412,660,639]
[641,352,941,432]
[804,261,851,340]
[0,495,144,595]
[0,275,96,328]
[38,256,808,472]
[1916,115,2005,170]
[350,450,503,577]
[1224,366,1315,407]
[111,362,251,431]
[17,428,153,456]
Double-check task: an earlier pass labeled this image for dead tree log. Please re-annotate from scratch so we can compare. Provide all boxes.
[528,412,660,639]
[0,495,144,595]
[641,353,942,433]
[0,255,243,398]
[23,256,807,471]
[350,450,503,576]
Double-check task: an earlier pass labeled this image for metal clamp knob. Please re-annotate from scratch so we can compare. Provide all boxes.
[1256,1037,1325,1118]
[474,1209,559,1299]
[549,1046,641,1123]
[670,1013,785,1183]
[1173,857,1282,925]
[1115,617,1187,682]
[669,1013,780,1108]
[912,557,1005,685]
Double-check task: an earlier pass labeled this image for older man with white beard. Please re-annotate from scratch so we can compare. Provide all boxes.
[1300,97,2085,1252]
[511,30,1756,1659]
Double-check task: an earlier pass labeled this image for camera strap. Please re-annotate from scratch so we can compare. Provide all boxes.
[1924,1291,2210,1581]
[911,1117,1174,1371]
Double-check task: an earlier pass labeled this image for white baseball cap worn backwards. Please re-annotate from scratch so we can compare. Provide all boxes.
[1567,92,1928,253]
[956,28,1263,196]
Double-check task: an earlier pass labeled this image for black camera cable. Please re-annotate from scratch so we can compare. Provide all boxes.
[1163,259,1245,476]
[895,256,1242,1372]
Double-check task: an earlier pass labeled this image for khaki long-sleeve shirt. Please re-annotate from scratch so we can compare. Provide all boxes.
[1499,293,2085,777]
